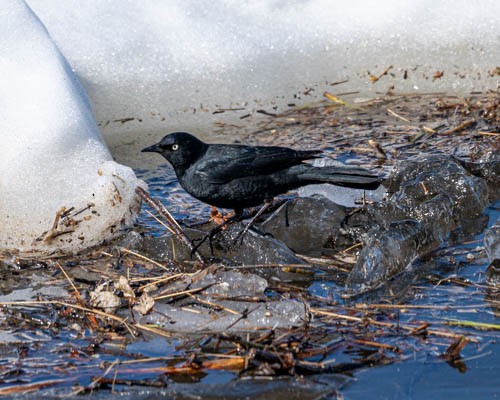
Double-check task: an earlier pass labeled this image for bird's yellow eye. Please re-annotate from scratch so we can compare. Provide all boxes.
[172,144,179,151]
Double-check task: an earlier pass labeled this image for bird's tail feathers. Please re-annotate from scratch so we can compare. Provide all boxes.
[300,165,382,190]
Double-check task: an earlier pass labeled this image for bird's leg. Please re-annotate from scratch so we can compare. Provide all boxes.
[191,209,245,256]
[233,199,273,244]
[284,200,291,227]
[340,190,368,228]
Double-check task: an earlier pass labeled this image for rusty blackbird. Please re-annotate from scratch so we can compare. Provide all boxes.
[142,132,381,215]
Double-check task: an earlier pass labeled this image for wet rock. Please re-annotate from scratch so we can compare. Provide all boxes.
[454,151,499,199]
[485,259,500,287]
[129,224,305,266]
[260,196,349,255]
[347,155,492,294]
[484,219,500,263]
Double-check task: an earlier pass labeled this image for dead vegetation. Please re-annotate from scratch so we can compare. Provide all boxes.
[0,91,498,396]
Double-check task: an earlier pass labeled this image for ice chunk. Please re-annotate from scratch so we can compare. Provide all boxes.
[138,299,307,333]
[0,0,142,255]
[485,260,500,287]
[299,184,386,208]
[125,269,308,333]
[346,156,491,294]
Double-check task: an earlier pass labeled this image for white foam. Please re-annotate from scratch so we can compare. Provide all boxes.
[0,0,142,255]
[25,0,500,152]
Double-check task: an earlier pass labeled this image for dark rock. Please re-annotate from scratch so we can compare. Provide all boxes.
[128,224,306,267]
[68,266,104,284]
[260,196,349,255]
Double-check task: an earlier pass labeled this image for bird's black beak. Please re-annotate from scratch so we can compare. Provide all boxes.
[142,143,161,153]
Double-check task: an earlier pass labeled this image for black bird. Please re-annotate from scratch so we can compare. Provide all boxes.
[142,132,381,215]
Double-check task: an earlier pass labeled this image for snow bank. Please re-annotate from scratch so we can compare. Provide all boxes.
[0,0,142,256]
[26,0,500,147]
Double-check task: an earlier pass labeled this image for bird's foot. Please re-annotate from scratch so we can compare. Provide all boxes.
[191,212,245,256]
[209,207,234,227]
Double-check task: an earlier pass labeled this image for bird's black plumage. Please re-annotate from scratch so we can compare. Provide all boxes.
[142,132,381,213]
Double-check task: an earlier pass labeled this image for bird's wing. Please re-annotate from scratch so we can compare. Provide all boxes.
[196,145,321,184]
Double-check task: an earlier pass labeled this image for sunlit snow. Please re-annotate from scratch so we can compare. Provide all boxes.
[27,0,500,149]
[0,0,142,255]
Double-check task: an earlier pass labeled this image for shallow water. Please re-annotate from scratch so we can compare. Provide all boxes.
[132,165,499,399]
[1,93,498,398]
[131,92,499,398]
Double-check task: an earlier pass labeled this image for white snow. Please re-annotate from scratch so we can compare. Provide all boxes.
[0,0,142,255]
[25,0,500,154]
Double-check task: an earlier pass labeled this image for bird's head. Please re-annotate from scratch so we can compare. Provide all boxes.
[142,132,207,175]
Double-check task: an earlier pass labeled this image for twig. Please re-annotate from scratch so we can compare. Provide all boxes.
[42,207,75,242]
[136,187,204,263]
[324,91,348,106]
[55,262,83,303]
[355,303,491,310]
[145,209,176,235]
[442,119,476,135]
[188,294,240,315]
[477,131,500,136]
[119,247,170,271]
[370,65,393,83]
[351,339,399,352]
[0,379,71,396]
[387,108,411,122]
[444,319,500,331]
[342,242,363,253]
[442,336,469,361]
[311,308,479,342]
[72,359,121,395]
[153,284,213,301]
